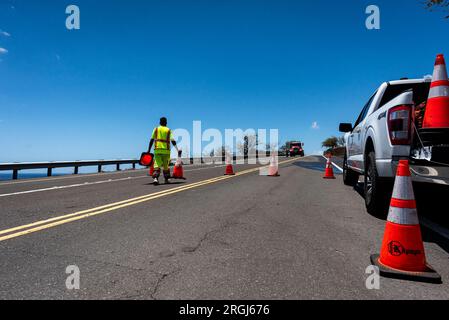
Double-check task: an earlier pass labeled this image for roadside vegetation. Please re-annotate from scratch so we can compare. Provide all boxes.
[322,136,345,157]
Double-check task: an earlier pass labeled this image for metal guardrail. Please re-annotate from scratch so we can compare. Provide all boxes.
[0,159,140,180]
[0,153,280,180]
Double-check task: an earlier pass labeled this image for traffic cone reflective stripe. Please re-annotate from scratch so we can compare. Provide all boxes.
[370,160,441,283]
[387,161,419,225]
[387,206,419,226]
[390,177,415,206]
[423,54,449,129]
[429,81,449,99]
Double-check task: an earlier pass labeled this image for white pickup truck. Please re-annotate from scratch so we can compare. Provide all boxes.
[339,78,449,216]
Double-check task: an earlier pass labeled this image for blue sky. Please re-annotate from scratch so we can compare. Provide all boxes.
[0,0,448,161]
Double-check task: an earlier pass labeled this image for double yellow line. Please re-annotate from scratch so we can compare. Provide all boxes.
[0,159,298,243]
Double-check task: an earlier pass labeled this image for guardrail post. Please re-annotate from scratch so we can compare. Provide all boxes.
[132,163,136,169]
[74,166,79,175]
[98,165,102,173]
[12,170,18,180]
[116,164,120,171]
[47,168,52,177]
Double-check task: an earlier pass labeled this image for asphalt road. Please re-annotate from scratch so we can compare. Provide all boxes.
[0,156,448,300]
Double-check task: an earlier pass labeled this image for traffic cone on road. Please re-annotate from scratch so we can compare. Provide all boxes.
[224,154,235,176]
[172,155,186,180]
[370,160,441,284]
[323,156,336,179]
[148,163,154,177]
[268,154,280,177]
[423,54,449,129]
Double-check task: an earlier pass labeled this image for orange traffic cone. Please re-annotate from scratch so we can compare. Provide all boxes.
[268,154,280,177]
[172,156,186,180]
[224,155,235,176]
[423,54,449,129]
[148,163,154,177]
[323,156,336,179]
[370,160,441,284]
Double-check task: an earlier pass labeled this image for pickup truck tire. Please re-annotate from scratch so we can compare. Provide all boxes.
[364,151,391,217]
[343,151,359,186]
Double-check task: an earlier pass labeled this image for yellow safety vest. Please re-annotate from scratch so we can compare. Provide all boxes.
[152,126,172,155]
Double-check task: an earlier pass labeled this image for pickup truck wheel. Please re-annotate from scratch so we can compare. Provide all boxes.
[343,152,359,186]
[364,151,391,217]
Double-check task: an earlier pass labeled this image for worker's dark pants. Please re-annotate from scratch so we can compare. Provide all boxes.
[152,169,171,180]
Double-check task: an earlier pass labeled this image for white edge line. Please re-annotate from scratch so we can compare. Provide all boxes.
[0,162,222,186]
[0,157,297,197]
[321,155,343,172]
[0,164,226,197]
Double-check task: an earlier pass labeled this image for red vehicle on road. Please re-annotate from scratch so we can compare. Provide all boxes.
[286,141,305,157]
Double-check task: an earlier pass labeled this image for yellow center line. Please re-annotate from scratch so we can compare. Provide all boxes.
[0,158,298,243]
[0,176,228,236]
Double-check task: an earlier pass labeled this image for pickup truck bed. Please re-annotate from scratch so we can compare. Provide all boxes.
[340,78,449,215]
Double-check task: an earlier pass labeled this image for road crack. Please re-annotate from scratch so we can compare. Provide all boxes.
[149,268,180,300]
[181,204,257,255]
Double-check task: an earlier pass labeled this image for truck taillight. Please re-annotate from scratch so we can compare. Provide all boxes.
[388,105,412,145]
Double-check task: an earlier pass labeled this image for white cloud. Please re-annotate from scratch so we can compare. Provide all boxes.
[311,121,319,130]
[0,48,8,54]
[0,31,11,37]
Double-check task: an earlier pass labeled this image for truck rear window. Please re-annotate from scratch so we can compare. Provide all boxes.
[378,82,430,109]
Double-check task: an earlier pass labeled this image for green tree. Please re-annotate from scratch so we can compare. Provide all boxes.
[322,137,339,149]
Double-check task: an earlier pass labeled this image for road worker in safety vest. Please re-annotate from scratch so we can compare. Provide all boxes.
[147,117,180,185]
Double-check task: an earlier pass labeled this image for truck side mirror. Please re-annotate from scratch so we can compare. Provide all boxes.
[339,123,353,133]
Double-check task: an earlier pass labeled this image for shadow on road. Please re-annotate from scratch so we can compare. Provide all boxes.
[293,161,342,175]
[353,181,449,255]
[144,181,187,186]
[353,182,365,200]
[414,183,449,225]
